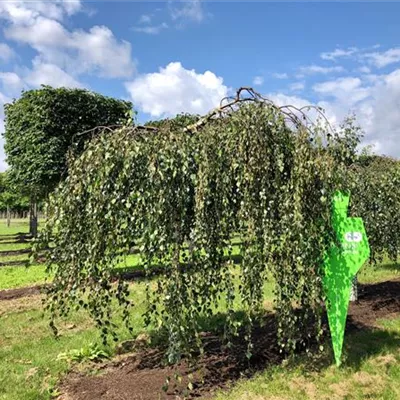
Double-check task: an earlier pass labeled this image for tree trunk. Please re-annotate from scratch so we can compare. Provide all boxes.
[349,275,358,302]
[6,206,10,227]
[29,199,38,237]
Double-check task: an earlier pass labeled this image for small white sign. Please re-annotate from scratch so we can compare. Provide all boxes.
[344,232,362,243]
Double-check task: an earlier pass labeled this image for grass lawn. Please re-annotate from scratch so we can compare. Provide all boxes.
[214,317,400,400]
[0,218,30,236]
[0,265,49,290]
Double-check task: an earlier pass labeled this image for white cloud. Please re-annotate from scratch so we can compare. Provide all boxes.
[125,62,228,117]
[0,72,25,94]
[320,47,358,61]
[139,14,152,24]
[358,66,371,74]
[169,0,205,24]
[364,47,400,68]
[25,58,83,88]
[71,26,134,78]
[6,16,68,47]
[297,65,346,77]
[272,72,288,79]
[60,0,82,16]
[253,76,264,86]
[0,1,82,23]
[267,93,311,109]
[290,82,305,91]
[0,43,15,62]
[0,2,134,79]
[313,77,370,104]
[133,22,168,35]
[308,71,400,157]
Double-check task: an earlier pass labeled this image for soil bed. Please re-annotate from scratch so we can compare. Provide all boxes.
[59,279,400,400]
[0,284,45,300]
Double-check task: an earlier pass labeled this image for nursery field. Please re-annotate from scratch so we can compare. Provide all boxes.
[0,219,399,400]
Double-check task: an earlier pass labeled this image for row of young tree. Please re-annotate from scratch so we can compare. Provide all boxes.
[3,86,399,366]
[0,172,30,225]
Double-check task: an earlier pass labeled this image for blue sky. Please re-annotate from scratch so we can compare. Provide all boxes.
[1,1,400,171]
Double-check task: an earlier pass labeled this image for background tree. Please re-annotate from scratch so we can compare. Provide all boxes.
[351,153,400,264]
[3,85,133,236]
[0,172,29,226]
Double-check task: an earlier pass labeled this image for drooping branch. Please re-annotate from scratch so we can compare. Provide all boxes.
[184,87,332,134]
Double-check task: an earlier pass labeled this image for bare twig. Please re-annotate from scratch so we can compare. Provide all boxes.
[184,87,333,134]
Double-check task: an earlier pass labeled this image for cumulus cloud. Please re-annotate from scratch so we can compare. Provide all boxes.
[0,43,15,62]
[358,66,371,74]
[25,58,83,88]
[0,1,82,23]
[310,71,400,156]
[363,47,400,68]
[0,1,134,79]
[0,72,25,94]
[313,77,370,104]
[125,62,228,117]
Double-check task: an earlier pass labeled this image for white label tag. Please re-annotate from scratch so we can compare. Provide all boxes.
[344,232,362,243]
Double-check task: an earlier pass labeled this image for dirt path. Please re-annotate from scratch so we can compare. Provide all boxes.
[59,279,400,400]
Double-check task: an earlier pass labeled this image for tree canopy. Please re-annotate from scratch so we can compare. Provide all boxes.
[3,85,133,199]
[0,172,29,213]
[36,88,362,364]
[351,154,400,263]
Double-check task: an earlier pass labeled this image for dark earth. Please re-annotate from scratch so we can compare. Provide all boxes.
[53,279,400,400]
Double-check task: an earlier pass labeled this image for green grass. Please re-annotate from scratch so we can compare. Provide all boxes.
[0,254,30,263]
[0,242,31,252]
[214,318,400,400]
[0,265,49,290]
[0,218,30,236]
[359,260,400,284]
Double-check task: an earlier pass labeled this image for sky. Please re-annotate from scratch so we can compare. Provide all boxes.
[1,1,400,171]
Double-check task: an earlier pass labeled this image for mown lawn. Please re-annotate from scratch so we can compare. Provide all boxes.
[215,318,400,400]
[0,218,30,236]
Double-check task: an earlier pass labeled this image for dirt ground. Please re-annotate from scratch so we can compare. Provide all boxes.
[58,279,400,400]
[0,284,44,300]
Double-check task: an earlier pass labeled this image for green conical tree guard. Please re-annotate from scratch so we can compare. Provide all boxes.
[322,191,370,366]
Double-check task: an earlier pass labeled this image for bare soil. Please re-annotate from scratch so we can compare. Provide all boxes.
[0,284,44,300]
[58,279,400,400]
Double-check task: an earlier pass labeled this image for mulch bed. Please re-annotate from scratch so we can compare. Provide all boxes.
[0,284,45,300]
[58,279,400,400]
